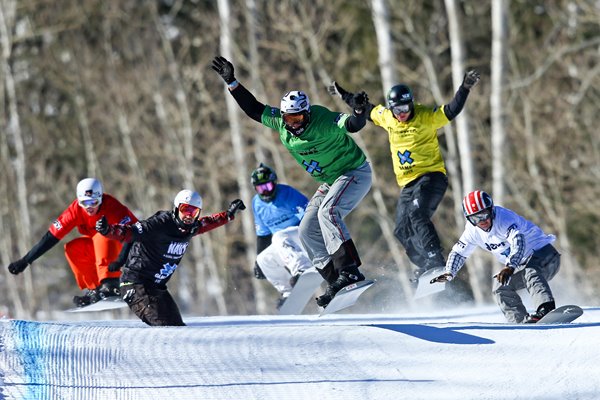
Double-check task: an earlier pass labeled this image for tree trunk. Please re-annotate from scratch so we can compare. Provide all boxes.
[445,0,486,304]
[370,0,396,91]
[491,0,508,204]
[0,0,35,316]
[217,0,268,314]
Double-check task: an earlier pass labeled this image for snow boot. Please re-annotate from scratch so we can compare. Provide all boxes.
[316,266,365,308]
[424,250,445,271]
[524,301,556,323]
[73,288,100,307]
[316,261,338,285]
[98,278,121,299]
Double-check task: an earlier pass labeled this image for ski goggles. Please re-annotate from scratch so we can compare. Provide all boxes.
[178,204,201,218]
[255,181,275,195]
[391,104,411,115]
[467,209,492,225]
[78,198,101,208]
[282,112,307,126]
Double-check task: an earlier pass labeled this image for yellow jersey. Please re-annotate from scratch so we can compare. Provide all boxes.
[370,104,449,187]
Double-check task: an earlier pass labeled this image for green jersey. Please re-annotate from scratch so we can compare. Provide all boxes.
[261,105,367,185]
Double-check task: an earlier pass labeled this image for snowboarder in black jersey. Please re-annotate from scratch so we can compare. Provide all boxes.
[96,190,245,326]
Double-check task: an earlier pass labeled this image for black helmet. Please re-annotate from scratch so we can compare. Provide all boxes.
[251,163,278,202]
[387,84,414,117]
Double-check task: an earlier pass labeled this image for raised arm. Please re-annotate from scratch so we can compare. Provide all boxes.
[443,70,481,121]
[211,56,266,122]
[329,81,375,123]
[195,198,246,235]
[7,231,60,275]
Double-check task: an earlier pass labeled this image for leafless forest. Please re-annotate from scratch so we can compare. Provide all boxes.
[1,0,598,319]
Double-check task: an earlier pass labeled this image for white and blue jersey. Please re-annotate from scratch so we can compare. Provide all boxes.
[252,184,308,236]
[445,206,556,276]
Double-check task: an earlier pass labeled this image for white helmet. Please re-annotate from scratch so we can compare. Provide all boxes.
[280,90,310,114]
[76,178,103,206]
[173,189,203,209]
[173,189,203,230]
[280,91,311,136]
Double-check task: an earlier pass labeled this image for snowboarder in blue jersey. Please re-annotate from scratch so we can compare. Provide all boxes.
[251,164,315,308]
[431,190,560,323]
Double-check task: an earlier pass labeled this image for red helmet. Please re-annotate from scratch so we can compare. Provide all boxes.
[463,190,495,228]
[462,190,493,216]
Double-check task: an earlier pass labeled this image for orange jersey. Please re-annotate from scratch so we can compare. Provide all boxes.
[49,194,138,240]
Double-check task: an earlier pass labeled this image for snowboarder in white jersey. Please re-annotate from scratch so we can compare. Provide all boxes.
[431,190,560,323]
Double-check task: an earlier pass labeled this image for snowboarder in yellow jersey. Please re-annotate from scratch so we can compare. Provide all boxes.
[330,70,480,284]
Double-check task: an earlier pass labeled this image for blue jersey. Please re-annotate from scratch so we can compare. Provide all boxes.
[252,184,308,236]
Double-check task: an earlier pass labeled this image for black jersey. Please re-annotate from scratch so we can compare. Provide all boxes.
[120,210,230,287]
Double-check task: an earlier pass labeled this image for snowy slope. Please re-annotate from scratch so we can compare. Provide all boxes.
[1,306,599,400]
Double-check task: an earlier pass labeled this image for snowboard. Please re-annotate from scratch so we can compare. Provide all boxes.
[414,267,446,299]
[279,269,323,315]
[65,296,128,313]
[319,280,375,316]
[536,305,583,324]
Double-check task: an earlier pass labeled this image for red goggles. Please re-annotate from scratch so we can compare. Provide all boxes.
[78,198,101,208]
[282,112,306,126]
[255,181,275,195]
[178,204,201,218]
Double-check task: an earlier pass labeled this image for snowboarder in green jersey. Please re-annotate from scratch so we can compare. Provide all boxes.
[212,56,372,308]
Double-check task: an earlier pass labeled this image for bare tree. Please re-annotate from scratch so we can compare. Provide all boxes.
[216,0,268,314]
[0,0,35,315]
[490,0,508,204]
[370,0,396,92]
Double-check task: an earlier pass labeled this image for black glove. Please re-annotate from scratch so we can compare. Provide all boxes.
[328,81,354,104]
[227,199,246,219]
[430,273,453,284]
[253,262,266,280]
[8,258,29,275]
[95,216,109,235]
[462,69,481,90]
[108,261,123,273]
[495,266,514,285]
[211,56,236,84]
[349,91,369,114]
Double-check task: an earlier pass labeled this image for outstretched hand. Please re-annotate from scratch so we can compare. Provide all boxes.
[462,69,481,90]
[349,91,369,113]
[227,199,246,219]
[211,56,236,84]
[430,272,453,284]
[328,81,354,104]
[8,258,28,275]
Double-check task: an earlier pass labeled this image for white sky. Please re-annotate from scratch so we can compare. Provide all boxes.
[1,305,598,400]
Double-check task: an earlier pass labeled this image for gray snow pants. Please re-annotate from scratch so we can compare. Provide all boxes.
[298,161,372,270]
[493,244,561,323]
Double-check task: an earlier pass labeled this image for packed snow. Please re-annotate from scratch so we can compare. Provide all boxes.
[1,304,599,399]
